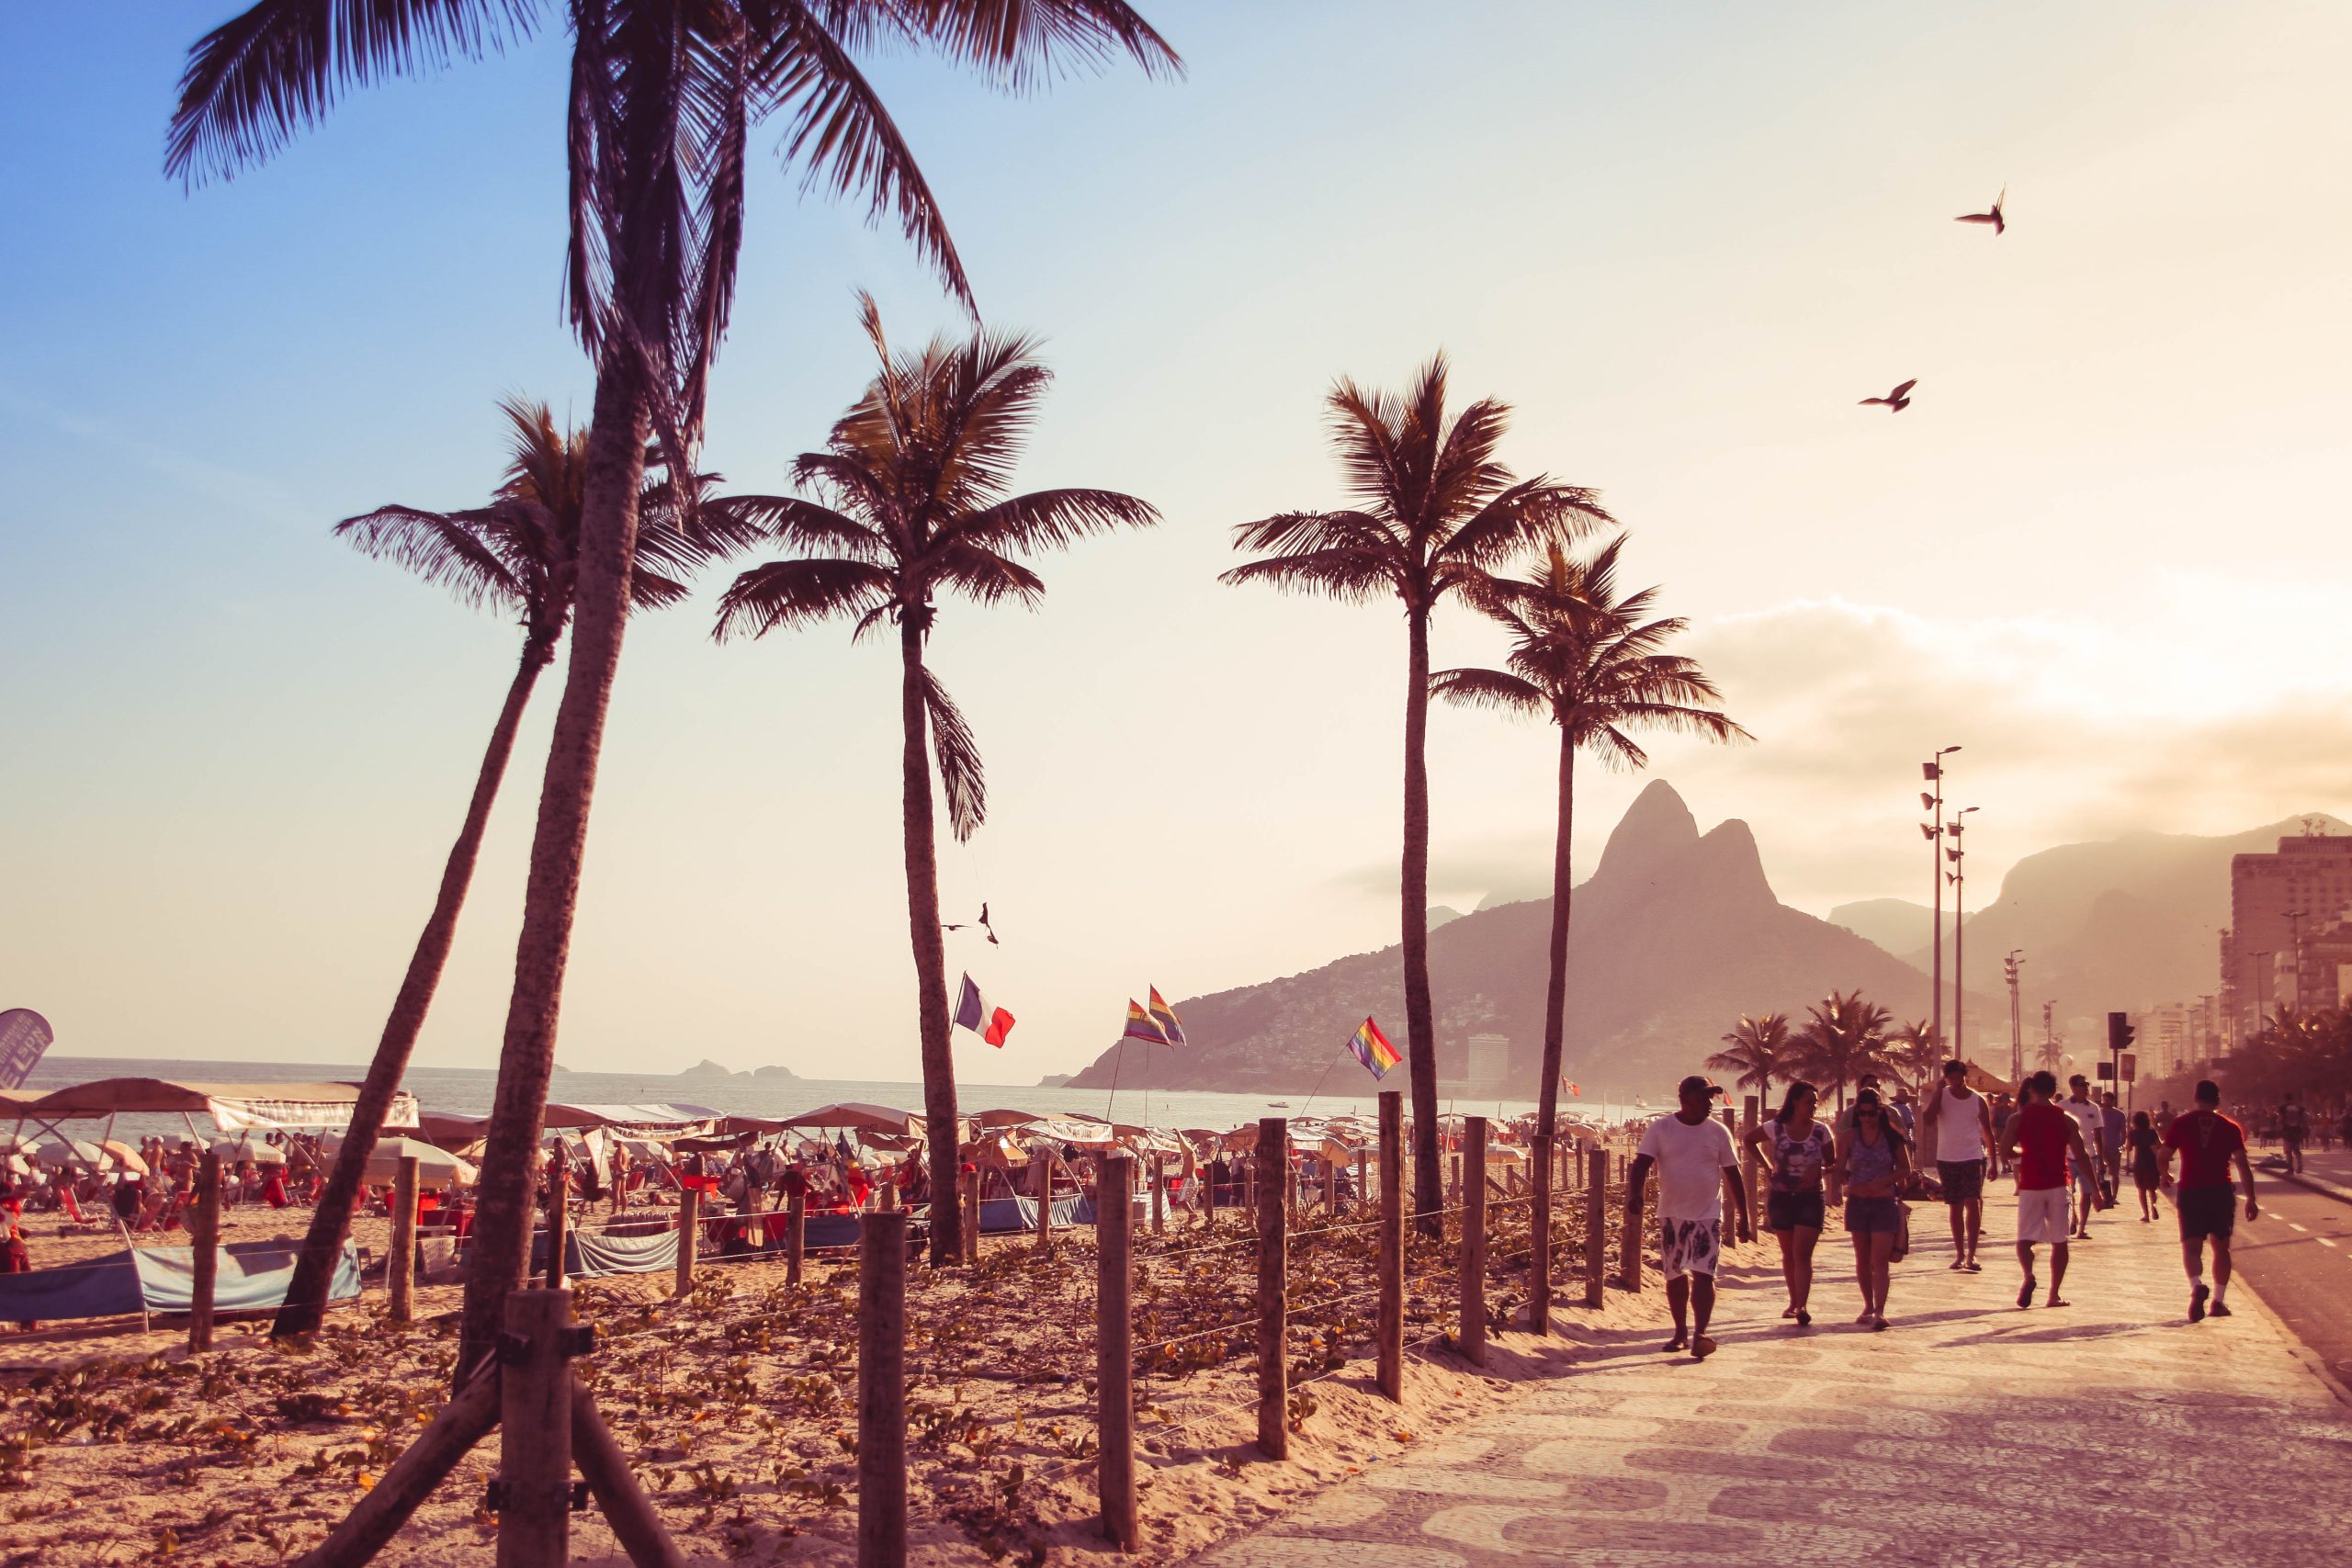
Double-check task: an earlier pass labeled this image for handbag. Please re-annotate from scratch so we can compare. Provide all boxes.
[1890,1202,1912,1262]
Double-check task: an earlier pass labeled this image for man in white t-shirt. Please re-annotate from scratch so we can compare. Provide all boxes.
[2061,1076,2107,1240]
[1630,1075,1749,1359]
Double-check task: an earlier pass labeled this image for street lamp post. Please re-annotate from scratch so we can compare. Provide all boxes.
[1947,806,1979,1055]
[2004,950,2024,1083]
[1921,747,1961,1049]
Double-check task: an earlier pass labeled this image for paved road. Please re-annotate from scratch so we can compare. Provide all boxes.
[1193,1193,2352,1566]
[2233,1172,2352,1394]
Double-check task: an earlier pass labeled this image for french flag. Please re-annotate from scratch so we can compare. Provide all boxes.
[954,973,1015,1048]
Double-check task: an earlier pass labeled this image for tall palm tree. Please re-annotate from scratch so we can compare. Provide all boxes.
[712,297,1156,1264]
[1222,356,1608,1229]
[1708,1012,1791,1100]
[171,0,1178,1366]
[1791,990,1893,1111]
[2035,1035,2067,1073]
[271,398,731,1338]
[1431,536,1747,1145]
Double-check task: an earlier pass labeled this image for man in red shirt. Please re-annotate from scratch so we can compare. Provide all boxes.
[1999,1070,2099,1310]
[2161,1077,2258,1323]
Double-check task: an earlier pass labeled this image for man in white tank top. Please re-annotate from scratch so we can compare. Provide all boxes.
[1918,1060,1996,1271]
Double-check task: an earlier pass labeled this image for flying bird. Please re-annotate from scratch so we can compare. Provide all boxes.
[1954,186,2006,235]
[1860,379,1917,412]
[942,903,1001,944]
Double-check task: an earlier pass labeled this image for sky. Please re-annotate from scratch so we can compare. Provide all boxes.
[3,2,2348,1081]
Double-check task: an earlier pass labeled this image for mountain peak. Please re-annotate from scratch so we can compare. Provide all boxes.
[1590,778,1699,887]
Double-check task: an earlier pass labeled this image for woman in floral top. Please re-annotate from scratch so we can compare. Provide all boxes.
[1745,1080,1835,1327]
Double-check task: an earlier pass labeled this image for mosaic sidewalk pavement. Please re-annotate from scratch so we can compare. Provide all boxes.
[1191,1199,2352,1567]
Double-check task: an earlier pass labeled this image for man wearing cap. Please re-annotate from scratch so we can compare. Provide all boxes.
[1629,1076,1751,1359]
[1918,1059,1995,1270]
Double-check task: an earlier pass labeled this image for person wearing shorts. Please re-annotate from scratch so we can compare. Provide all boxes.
[1919,1060,1995,1270]
[2128,1111,2163,1221]
[2162,1079,2257,1322]
[1631,1076,1750,1359]
[2278,1094,2308,1175]
[1835,1091,1912,1329]
[1745,1080,1833,1326]
[2001,1071,2098,1310]
[2061,1076,2107,1240]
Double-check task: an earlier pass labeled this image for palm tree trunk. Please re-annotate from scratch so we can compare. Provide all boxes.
[1536,731,1575,1145]
[457,361,649,1375]
[1401,603,1442,1235]
[271,637,554,1340]
[899,620,962,1267]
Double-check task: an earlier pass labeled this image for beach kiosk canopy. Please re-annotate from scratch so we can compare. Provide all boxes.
[9,1078,422,1134]
[774,1102,924,1137]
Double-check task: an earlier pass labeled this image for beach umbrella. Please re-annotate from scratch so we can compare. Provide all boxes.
[99,1141,151,1176]
[34,1138,107,1169]
[2,1155,28,1179]
[321,1133,477,1189]
[211,1140,285,1166]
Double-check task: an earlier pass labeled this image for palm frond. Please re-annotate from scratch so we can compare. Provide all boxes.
[333,503,524,611]
[758,3,973,311]
[898,0,1184,92]
[1440,477,1611,570]
[701,492,891,561]
[166,0,537,183]
[955,487,1159,550]
[712,556,897,641]
[1228,509,1396,558]
[928,542,1046,609]
[920,663,987,841]
[1218,547,1397,603]
[1428,666,1546,717]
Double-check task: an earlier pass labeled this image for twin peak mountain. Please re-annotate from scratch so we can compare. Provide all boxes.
[1069,781,1930,1095]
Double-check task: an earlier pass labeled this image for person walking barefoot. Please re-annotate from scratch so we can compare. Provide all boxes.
[2162,1078,2258,1322]
[1834,1092,1911,1329]
[2001,1071,2099,1309]
[1629,1076,1751,1359]
[1746,1081,1833,1327]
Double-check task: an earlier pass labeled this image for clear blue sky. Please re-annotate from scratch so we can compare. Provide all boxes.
[3,2,2347,1077]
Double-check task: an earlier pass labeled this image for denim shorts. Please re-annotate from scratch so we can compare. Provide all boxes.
[1846,1196,1902,1235]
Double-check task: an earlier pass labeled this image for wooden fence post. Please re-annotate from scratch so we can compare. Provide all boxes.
[1619,1153,1645,1293]
[1150,1152,1165,1235]
[675,1186,699,1298]
[1354,1151,1368,1215]
[1204,1156,1218,1229]
[960,1169,980,1264]
[857,1210,908,1568]
[1459,1118,1487,1365]
[390,1154,419,1326]
[1322,1157,1337,1216]
[1585,1146,1607,1308]
[786,1192,805,1287]
[1095,1156,1137,1548]
[188,1151,220,1353]
[1741,1094,1762,1233]
[1448,1151,1460,1209]
[498,1288,575,1568]
[1242,1156,1255,1220]
[1255,1117,1287,1460]
[1719,1106,1738,1239]
[543,1156,568,1289]
[571,1372,689,1568]
[1038,1155,1057,1254]
[1530,1132,1553,1337]
[1376,1092,1403,1401]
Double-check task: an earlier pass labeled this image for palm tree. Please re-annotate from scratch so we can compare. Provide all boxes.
[171,0,1178,1367]
[1791,990,1893,1111]
[2036,1036,2067,1073]
[1708,1012,1791,1100]
[1431,536,1747,1145]
[1222,356,1608,1229]
[712,298,1156,1264]
[271,399,731,1338]
[1883,1018,1939,1094]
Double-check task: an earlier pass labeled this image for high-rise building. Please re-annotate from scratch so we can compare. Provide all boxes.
[1464,1032,1510,1092]
[2224,830,2352,1034]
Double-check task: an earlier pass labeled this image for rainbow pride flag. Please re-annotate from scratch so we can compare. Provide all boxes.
[1147,987,1187,1046]
[1346,1017,1401,1079]
[1123,999,1171,1045]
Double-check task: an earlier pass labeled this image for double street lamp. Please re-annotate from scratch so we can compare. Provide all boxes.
[1920,747,1962,1048]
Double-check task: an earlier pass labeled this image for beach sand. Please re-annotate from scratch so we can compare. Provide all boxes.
[0,1188,1731,1564]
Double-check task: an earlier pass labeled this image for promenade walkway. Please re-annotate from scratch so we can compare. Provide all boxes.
[1193,1195,2352,1566]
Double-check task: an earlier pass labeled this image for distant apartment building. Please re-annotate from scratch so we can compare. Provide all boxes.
[2223,829,2352,1034]
[2134,1002,2199,1079]
[1464,1032,1511,1093]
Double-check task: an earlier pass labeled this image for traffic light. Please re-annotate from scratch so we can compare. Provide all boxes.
[2107,1012,2135,1055]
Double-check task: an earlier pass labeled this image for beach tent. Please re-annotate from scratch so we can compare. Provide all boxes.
[8,1078,421,1137]
[0,1240,362,1325]
[416,1111,491,1150]
[539,1103,726,1134]
[775,1103,925,1137]
[969,1108,1045,1129]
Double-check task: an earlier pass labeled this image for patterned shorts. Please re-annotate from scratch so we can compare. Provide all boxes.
[1660,1215,1724,1280]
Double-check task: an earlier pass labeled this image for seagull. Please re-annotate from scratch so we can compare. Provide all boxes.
[943,903,1001,945]
[1955,186,2006,235]
[1860,379,1917,412]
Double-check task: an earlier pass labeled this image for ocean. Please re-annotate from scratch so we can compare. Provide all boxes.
[16,1055,1642,1140]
